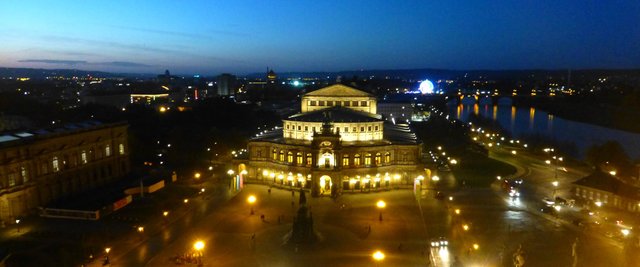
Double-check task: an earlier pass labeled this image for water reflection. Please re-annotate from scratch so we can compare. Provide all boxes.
[450,104,640,159]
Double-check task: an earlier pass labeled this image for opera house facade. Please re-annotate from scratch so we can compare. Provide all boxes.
[241,84,422,196]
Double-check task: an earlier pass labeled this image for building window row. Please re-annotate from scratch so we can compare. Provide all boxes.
[308,100,369,107]
[342,152,390,167]
[272,149,313,166]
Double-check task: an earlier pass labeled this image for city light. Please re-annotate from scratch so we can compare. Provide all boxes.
[621,229,631,237]
[431,176,440,181]
[463,224,469,231]
[376,200,386,208]
[595,201,602,207]
[372,250,385,261]
[419,79,434,94]
[194,240,205,251]
[248,195,256,204]
[473,243,479,250]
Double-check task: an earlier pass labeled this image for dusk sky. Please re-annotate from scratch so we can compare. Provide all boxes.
[1,0,639,75]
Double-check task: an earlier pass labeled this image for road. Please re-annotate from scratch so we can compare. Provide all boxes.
[90,146,634,266]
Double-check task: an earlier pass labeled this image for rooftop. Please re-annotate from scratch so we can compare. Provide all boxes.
[573,171,640,200]
[304,84,373,97]
[287,106,382,123]
[0,121,127,148]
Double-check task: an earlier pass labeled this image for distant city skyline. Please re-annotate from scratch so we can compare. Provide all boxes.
[2,0,639,74]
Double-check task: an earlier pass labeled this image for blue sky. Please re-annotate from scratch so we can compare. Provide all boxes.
[1,0,639,75]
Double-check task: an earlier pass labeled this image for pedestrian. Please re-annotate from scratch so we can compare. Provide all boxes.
[260,214,265,221]
[251,233,255,240]
[268,188,271,194]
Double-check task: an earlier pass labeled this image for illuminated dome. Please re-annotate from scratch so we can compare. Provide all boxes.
[419,79,434,94]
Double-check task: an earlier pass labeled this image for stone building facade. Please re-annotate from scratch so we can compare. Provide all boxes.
[240,84,422,196]
[0,121,129,222]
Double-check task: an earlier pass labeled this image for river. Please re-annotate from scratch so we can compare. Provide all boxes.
[448,103,640,160]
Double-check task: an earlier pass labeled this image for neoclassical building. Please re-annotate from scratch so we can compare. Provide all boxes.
[0,121,129,222]
[240,84,422,196]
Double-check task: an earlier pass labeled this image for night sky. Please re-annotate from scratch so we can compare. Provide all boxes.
[1,0,639,74]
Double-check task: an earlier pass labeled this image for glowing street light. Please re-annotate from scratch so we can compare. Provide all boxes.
[184,198,189,204]
[194,240,205,265]
[595,201,603,207]
[163,211,169,217]
[377,200,386,221]
[15,219,20,233]
[454,209,461,215]
[227,169,235,175]
[372,250,385,263]
[431,176,440,182]
[137,226,144,233]
[194,172,201,179]
[473,243,480,250]
[463,224,469,231]
[248,195,257,215]
[621,229,631,237]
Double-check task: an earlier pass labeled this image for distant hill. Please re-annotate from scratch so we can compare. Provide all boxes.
[243,68,640,81]
[0,67,155,79]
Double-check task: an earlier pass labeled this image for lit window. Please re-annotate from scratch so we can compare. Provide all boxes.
[287,152,293,163]
[105,145,111,157]
[354,154,361,166]
[361,101,368,107]
[385,152,391,163]
[52,156,60,172]
[280,151,285,161]
[342,155,349,166]
[375,153,381,165]
[364,153,371,166]
[306,153,312,165]
[21,167,28,183]
[119,144,125,155]
[297,152,303,165]
[8,173,16,187]
[81,150,87,164]
[272,149,278,160]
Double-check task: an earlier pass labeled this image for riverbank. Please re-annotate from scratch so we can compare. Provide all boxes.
[513,96,640,134]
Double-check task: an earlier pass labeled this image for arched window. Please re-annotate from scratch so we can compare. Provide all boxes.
[296,152,303,165]
[287,152,293,163]
[354,154,361,166]
[105,145,111,157]
[342,154,349,166]
[306,153,312,165]
[272,149,278,160]
[375,153,381,165]
[364,153,372,166]
[279,150,285,161]
[52,156,60,172]
[385,152,391,163]
[119,143,125,155]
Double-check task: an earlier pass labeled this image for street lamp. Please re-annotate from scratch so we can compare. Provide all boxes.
[194,240,205,265]
[15,219,20,233]
[552,181,559,199]
[248,195,257,215]
[376,200,386,221]
[104,247,111,265]
[372,250,385,266]
[227,169,235,176]
[194,172,201,179]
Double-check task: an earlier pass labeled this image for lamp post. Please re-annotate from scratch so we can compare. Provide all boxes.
[376,200,386,221]
[104,247,111,265]
[372,250,385,266]
[15,219,20,233]
[248,195,256,215]
[194,240,205,266]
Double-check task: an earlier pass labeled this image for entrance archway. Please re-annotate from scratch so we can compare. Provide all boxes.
[319,175,332,195]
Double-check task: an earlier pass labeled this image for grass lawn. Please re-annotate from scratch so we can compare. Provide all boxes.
[453,151,517,187]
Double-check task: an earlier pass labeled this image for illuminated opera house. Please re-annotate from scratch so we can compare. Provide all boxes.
[240,84,423,196]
